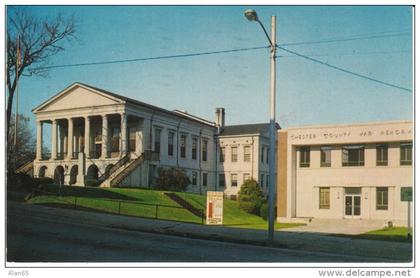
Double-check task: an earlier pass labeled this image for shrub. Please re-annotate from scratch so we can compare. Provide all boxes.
[33,177,54,185]
[237,178,264,215]
[259,202,269,220]
[153,167,190,192]
[7,172,38,192]
[85,179,100,187]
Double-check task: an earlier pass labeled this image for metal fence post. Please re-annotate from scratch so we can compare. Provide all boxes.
[201,209,204,225]
[74,196,77,209]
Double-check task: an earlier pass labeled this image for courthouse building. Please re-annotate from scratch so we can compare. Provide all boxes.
[277,120,413,225]
[32,82,274,196]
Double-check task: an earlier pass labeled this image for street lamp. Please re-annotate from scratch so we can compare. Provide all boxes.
[244,9,277,243]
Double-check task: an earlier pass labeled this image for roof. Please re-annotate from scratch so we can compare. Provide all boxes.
[80,83,217,127]
[35,82,216,128]
[282,120,413,131]
[219,123,281,136]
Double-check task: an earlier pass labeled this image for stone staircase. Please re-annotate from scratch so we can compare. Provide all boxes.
[16,160,34,176]
[109,154,146,187]
[164,192,205,218]
[99,151,159,187]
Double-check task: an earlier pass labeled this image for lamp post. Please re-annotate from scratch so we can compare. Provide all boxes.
[244,9,277,243]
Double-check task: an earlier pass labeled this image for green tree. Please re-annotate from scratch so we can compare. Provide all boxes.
[237,178,264,215]
[154,167,191,192]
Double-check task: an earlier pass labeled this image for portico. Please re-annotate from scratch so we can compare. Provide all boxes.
[33,83,148,186]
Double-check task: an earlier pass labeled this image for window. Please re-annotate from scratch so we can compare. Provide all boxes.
[202,139,208,162]
[111,127,120,152]
[300,146,310,167]
[154,129,161,154]
[191,171,197,185]
[260,174,264,188]
[180,134,186,158]
[243,173,250,182]
[400,142,412,166]
[320,146,331,167]
[244,146,251,162]
[231,146,238,162]
[231,173,238,187]
[192,137,198,160]
[168,132,174,156]
[266,175,269,188]
[319,187,330,209]
[261,147,265,163]
[220,147,225,163]
[266,148,269,164]
[202,173,208,187]
[219,174,225,187]
[376,144,388,166]
[342,145,364,166]
[376,187,388,210]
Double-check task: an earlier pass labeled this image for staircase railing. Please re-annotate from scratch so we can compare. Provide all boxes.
[110,154,146,187]
[97,153,130,182]
[16,160,34,175]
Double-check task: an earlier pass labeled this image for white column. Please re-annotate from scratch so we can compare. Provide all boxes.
[84,116,91,158]
[67,118,73,160]
[120,113,127,156]
[51,119,57,160]
[102,114,108,158]
[135,120,142,155]
[36,120,43,160]
[142,118,151,151]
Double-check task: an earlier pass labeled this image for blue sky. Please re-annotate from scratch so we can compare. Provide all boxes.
[7,5,413,133]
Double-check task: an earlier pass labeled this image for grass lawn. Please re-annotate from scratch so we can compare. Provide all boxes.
[331,226,413,242]
[28,185,304,230]
[355,227,413,242]
[177,191,303,230]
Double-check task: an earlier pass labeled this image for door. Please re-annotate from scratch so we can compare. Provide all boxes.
[344,187,361,218]
[345,195,361,218]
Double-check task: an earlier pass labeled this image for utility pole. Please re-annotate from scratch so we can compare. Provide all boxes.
[267,15,277,243]
[244,10,277,243]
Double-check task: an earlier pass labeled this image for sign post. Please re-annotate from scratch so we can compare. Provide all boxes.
[206,191,223,225]
[400,187,412,238]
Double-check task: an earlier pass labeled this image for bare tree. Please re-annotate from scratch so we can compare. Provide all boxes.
[6,8,77,140]
[7,113,36,170]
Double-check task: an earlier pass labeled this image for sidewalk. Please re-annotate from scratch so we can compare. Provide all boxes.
[7,201,412,262]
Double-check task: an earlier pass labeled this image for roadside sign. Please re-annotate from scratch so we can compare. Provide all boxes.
[401,187,413,202]
[206,191,223,225]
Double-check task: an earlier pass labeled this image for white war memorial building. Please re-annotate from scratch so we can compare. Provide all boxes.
[32,82,274,197]
[277,121,413,225]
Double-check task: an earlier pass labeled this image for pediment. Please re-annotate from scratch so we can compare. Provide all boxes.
[34,83,123,113]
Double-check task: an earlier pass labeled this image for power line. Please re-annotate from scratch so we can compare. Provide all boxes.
[279,49,411,58]
[30,30,411,71]
[279,32,411,47]
[30,46,269,71]
[277,45,412,92]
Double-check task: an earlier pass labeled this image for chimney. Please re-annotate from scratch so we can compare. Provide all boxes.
[215,108,225,132]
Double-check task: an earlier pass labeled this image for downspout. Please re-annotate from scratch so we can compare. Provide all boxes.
[251,136,255,180]
[176,119,182,168]
[214,134,218,191]
[199,126,203,195]
[148,111,155,188]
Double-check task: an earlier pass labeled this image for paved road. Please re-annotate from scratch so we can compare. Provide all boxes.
[7,204,373,263]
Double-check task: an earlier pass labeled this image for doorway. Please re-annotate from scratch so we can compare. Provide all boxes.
[344,187,361,218]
